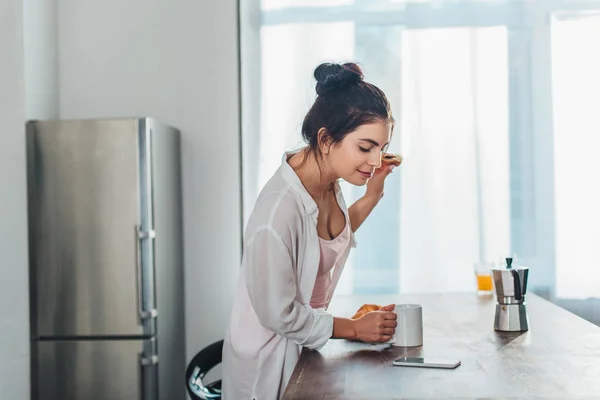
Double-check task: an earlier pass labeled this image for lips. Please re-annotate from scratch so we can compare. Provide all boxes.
[358,170,373,179]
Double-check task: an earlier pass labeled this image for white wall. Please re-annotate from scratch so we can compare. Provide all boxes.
[0,0,31,399]
[57,0,242,364]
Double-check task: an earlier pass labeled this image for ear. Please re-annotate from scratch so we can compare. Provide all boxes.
[317,127,332,155]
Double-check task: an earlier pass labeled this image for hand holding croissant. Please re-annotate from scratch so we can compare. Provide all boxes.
[350,303,397,343]
[351,304,382,319]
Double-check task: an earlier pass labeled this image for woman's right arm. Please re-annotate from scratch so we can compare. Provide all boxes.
[244,226,396,346]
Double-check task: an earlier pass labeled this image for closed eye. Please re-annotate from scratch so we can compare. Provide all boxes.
[359,138,390,153]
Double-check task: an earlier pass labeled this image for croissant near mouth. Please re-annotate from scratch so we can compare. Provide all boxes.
[381,153,403,167]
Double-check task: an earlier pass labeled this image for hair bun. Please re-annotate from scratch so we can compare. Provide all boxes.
[314,62,364,96]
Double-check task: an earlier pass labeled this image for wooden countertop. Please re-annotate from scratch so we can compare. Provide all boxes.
[283,293,600,399]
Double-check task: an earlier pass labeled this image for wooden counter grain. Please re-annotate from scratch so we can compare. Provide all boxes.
[283,293,600,399]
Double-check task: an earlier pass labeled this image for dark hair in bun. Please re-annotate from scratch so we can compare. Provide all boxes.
[302,62,394,163]
[314,62,364,96]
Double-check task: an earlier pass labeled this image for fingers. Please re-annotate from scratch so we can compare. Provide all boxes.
[380,334,393,343]
[383,319,397,329]
[375,166,395,177]
[383,311,397,320]
[380,304,395,312]
[381,327,395,336]
[378,316,397,335]
[355,317,396,343]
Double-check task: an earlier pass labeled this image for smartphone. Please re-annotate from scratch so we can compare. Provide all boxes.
[392,357,461,369]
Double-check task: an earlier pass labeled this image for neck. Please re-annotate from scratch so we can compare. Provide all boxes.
[288,148,337,200]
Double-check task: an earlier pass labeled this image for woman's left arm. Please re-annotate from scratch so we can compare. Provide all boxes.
[348,164,395,232]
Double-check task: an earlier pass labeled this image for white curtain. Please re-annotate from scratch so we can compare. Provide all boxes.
[552,13,600,299]
[258,22,355,190]
[398,27,510,293]
[242,0,600,297]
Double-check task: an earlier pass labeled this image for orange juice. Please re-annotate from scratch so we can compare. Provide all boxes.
[476,274,493,291]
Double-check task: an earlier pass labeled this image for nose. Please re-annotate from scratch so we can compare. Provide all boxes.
[367,152,382,168]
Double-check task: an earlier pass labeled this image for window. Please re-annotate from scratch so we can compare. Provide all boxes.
[241,0,600,300]
[258,22,355,191]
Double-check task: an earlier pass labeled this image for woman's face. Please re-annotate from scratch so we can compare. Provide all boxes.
[325,121,392,186]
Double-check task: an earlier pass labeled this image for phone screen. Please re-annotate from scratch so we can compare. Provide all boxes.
[392,357,461,369]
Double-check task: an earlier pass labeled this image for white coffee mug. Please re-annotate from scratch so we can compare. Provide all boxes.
[391,304,423,347]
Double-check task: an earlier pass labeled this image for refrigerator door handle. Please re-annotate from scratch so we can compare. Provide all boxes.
[135,225,158,321]
[139,352,159,400]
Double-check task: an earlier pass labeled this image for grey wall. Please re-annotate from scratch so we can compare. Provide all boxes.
[2,1,242,398]
[57,0,242,362]
[23,0,59,119]
[0,0,31,398]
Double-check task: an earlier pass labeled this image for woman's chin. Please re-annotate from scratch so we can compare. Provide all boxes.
[343,175,369,187]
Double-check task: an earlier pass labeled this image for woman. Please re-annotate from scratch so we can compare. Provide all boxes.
[222,62,399,399]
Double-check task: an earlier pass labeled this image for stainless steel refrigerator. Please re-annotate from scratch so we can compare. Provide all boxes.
[26,118,185,400]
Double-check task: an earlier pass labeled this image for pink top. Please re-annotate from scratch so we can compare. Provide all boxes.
[310,220,352,310]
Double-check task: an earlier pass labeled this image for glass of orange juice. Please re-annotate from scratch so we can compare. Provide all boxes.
[474,262,494,295]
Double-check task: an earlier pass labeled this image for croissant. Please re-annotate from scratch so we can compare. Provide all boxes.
[381,153,403,167]
[351,304,382,319]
